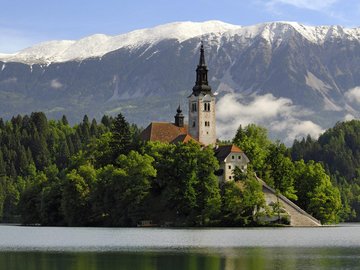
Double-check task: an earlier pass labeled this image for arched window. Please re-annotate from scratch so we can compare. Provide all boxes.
[192,103,197,112]
[204,102,210,112]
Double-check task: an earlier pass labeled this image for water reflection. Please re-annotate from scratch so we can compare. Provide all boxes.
[1,248,359,270]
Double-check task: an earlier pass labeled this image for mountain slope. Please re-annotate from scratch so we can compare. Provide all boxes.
[1,20,360,142]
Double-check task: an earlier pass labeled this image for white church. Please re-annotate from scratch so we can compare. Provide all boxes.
[140,43,249,182]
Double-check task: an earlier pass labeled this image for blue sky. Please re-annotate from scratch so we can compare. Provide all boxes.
[1,0,360,53]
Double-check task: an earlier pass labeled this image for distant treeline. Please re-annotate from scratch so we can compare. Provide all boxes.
[0,112,357,226]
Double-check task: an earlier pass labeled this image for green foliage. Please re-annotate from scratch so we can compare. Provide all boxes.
[0,113,111,221]
[92,151,155,226]
[221,167,265,226]
[0,112,350,226]
[233,124,271,174]
[294,160,342,223]
[264,142,297,200]
[233,123,342,224]
[142,141,221,226]
[110,113,132,158]
[61,166,94,226]
[291,120,360,220]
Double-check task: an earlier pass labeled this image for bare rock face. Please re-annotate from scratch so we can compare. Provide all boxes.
[1,21,360,141]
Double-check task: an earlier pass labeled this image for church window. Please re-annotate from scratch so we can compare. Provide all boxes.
[238,156,241,160]
[191,103,197,112]
[232,155,235,159]
[228,165,231,169]
[204,121,210,127]
[204,102,210,112]
[229,176,232,180]
[192,121,196,127]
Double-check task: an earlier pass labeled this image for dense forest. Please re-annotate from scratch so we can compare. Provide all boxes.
[291,120,360,221]
[0,112,265,226]
[0,112,356,226]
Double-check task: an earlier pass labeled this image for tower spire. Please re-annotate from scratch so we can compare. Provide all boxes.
[199,41,206,66]
[174,103,184,127]
[192,42,212,96]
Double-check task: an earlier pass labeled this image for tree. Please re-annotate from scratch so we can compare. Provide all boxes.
[162,142,199,222]
[61,115,69,126]
[30,130,50,170]
[294,160,342,223]
[40,183,64,225]
[86,132,113,168]
[308,181,342,224]
[90,119,98,137]
[56,140,70,169]
[61,166,94,226]
[110,113,132,158]
[221,167,265,226]
[93,151,155,226]
[18,171,47,224]
[101,115,112,128]
[233,124,271,174]
[194,146,221,225]
[265,142,297,200]
[0,150,5,176]
[30,112,49,136]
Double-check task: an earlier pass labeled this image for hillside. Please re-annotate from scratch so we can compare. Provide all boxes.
[2,20,360,142]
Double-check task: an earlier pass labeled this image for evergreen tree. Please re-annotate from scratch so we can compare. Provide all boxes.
[56,140,70,169]
[101,115,112,128]
[90,119,98,137]
[0,150,6,176]
[110,113,132,158]
[30,112,49,136]
[61,115,69,126]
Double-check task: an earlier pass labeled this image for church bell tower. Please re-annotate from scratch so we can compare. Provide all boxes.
[188,42,216,146]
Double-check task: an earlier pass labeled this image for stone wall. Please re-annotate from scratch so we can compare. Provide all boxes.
[260,179,321,227]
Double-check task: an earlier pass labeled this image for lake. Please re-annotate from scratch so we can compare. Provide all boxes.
[0,224,360,269]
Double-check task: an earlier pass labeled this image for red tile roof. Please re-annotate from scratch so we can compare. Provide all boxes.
[214,144,244,161]
[140,122,195,144]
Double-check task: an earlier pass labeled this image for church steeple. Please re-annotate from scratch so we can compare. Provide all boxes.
[192,42,212,96]
[188,42,216,146]
[174,104,184,127]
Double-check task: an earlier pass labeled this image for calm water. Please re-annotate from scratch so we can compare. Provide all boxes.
[0,224,360,270]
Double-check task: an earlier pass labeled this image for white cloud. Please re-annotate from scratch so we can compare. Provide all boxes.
[216,93,324,144]
[344,114,355,121]
[345,87,360,104]
[50,79,63,89]
[267,0,338,11]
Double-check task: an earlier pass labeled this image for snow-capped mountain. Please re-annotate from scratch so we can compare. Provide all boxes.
[1,20,360,141]
[0,21,240,64]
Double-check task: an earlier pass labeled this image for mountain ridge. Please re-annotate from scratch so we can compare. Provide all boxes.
[1,20,360,142]
[2,21,360,64]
